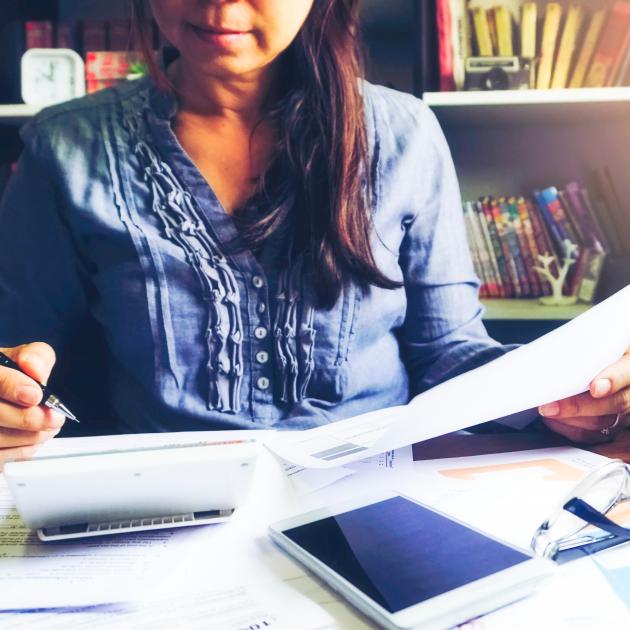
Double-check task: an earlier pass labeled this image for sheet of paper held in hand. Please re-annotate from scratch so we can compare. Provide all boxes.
[267,285,630,469]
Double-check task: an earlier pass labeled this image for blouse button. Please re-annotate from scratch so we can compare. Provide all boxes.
[258,303,266,314]
[254,326,268,340]
[256,351,269,364]
[256,376,270,390]
[252,276,264,289]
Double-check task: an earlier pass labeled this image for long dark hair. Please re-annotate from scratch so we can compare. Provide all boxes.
[132,0,400,307]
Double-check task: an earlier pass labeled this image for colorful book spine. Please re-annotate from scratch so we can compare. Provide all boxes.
[550,4,584,89]
[500,198,531,296]
[510,198,542,296]
[584,2,630,88]
[517,198,549,296]
[481,198,512,297]
[437,0,456,92]
[521,2,538,86]
[25,21,54,49]
[492,198,523,297]
[493,6,514,57]
[451,0,470,91]
[471,8,494,56]
[533,189,566,256]
[569,8,608,88]
[474,201,504,297]
[469,201,500,297]
[564,182,609,252]
[463,202,488,295]
[536,3,563,90]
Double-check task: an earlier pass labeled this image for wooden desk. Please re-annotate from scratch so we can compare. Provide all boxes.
[413,429,630,462]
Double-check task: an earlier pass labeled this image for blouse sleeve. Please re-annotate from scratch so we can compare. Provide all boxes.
[0,123,88,355]
[396,103,514,398]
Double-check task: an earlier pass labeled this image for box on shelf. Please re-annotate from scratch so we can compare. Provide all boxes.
[85,51,144,94]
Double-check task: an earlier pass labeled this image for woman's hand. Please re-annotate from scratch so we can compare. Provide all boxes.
[539,347,630,443]
[0,343,65,468]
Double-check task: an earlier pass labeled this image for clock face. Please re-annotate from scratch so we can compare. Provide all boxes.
[21,49,86,106]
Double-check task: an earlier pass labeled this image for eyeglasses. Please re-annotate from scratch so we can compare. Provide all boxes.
[532,459,630,562]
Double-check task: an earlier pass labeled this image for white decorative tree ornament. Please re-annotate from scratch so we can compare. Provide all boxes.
[533,239,579,306]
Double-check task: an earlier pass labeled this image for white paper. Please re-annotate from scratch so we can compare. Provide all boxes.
[399,447,610,551]
[0,431,274,611]
[0,579,333,630]
[467,556,630,629]
[267,285,630,468]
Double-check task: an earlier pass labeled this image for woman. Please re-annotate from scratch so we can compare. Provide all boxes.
[0,0,628,468]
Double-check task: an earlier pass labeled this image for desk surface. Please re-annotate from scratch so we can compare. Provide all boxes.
[413,429,630,462]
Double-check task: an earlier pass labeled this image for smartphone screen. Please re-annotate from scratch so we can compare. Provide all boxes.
[282,495,531,614]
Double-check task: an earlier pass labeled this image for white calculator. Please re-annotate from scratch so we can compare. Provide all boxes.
[4,439,258,541]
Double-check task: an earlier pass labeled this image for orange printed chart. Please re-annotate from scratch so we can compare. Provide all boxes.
[438,459,585,482]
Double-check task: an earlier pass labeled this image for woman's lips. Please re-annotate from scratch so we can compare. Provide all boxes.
[189,23,252,48]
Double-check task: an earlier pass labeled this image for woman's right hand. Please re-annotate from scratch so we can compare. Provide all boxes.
[0,343,65,468]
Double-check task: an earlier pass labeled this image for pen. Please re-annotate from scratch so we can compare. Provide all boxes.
[0,352,79,423]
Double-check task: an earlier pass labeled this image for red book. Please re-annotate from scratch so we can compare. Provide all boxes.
[437,0,455,91]
[584,2,630,87]
[25,21,53,49]
[82,20,108,53]
[108,20,131,51]
[55,22,76,49]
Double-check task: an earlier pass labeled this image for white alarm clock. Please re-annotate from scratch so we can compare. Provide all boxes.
[21,48,86,107]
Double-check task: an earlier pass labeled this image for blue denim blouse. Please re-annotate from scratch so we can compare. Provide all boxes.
[0,77,508,433]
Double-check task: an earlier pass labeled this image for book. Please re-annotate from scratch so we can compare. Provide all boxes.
[585,172,626,256]
[508,198,540,296]
[584,2,630,88]
[494,5,514,57]
[521,2,537,59]
[536,3,563,90]
[568,8,608,88]
[555,189,582,247]
[493,198,524,297]
[471,8,494,56]
[550,4,584,89]
[533,188,568,256]
[607,15,630,85]
[517,197,551,295]
[564,182,609,251]
[481,198,513,296]
[576,249,607,303]
[55,22,77,49]
[521,2,538,86]
[452,0,471,91]
[472,201,502,296]
[613,28,630,85]
[25,21,53,49]
[437,0,456,91]
[463,202,488,295]
[82,19,107,54]
[474,201,504,297]
[417,0,440,92]
[108,20,131,51]
[602,166,630,252]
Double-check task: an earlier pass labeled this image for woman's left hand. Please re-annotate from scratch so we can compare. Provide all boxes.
[538,347,630,443]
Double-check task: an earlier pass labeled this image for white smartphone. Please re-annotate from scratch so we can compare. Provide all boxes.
[270,493,555,630]
[5,439,258,541]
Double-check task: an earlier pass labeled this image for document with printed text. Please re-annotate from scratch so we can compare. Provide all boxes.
[267,285,630,468]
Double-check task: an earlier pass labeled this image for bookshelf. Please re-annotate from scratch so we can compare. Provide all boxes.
[481,298,589,321]
[423,87,630,125]
[0,104,41,125]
